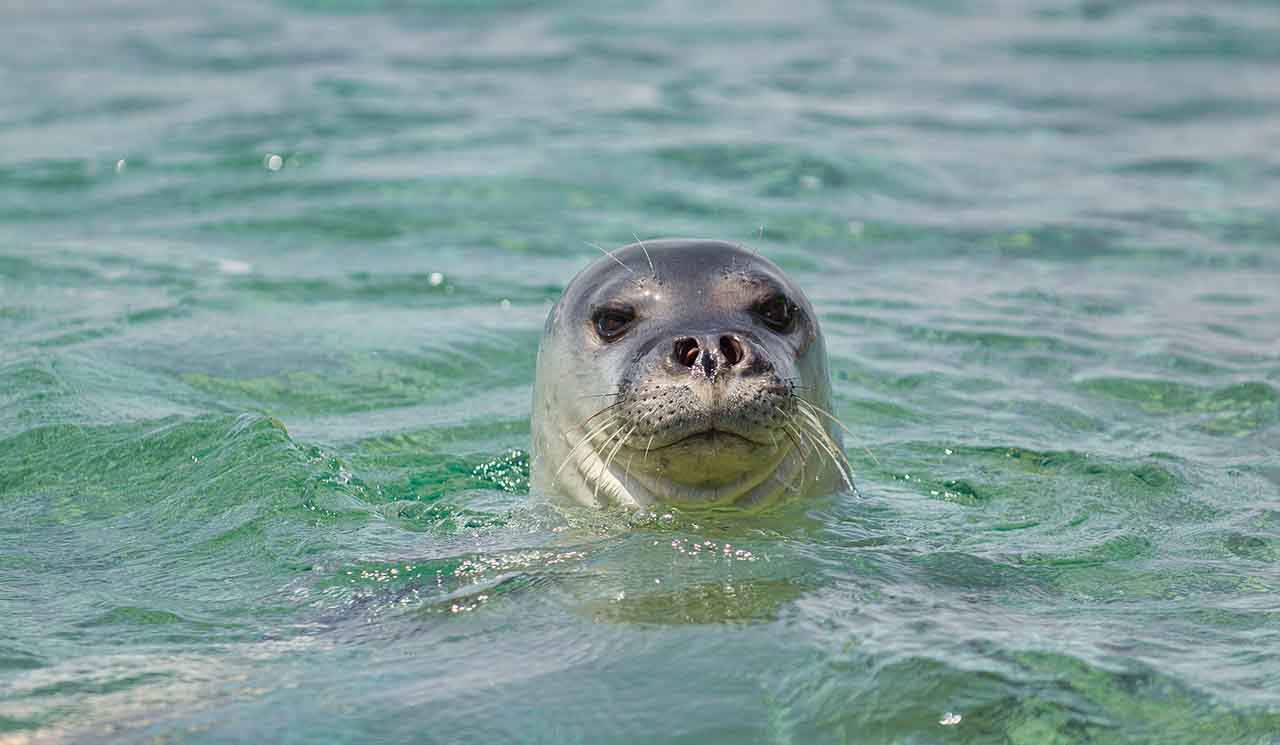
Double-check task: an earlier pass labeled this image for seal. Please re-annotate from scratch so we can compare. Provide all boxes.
[530,238,852,509]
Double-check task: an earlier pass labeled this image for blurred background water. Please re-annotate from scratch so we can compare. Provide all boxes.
[2,0,1279,742]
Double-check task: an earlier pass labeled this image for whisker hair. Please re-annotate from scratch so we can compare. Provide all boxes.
[554,416,623,479]
[795,398,880,466]
[594,423,637,504]
[631,233,656,276]
[586,241,634,274]
[578,400,625,430]
[796,407,855,490]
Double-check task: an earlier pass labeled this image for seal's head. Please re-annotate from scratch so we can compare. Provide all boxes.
[531,239,849,509]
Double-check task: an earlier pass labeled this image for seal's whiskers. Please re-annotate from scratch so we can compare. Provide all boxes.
[797,406,854,487]
[585,241,635,274]
[578,399,625,430]
[774,400,855,491]
[772,405,809,456]
[594,423,638,504]
[795,406,855,490]
[795,398,879,466]
[781,419,812,463]
[554,416,624,480]
[585,422,628,502]
[777,417,805,455]
[631,233,656,277]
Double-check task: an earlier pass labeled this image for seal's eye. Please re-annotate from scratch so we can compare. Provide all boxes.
[754,295,796,332]
[593,307,635,342]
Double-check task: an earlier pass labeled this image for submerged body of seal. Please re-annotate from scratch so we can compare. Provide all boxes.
[530,239,851,509]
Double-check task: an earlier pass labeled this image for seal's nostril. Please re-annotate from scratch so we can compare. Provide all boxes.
[720,335,744,366]
[674,338,700,367]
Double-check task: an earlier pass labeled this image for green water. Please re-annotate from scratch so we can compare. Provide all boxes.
[2,0,1279,742]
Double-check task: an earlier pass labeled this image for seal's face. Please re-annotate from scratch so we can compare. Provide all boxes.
[531,239,846,508]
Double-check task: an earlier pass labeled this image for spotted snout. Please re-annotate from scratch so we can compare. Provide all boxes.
[615,374,797,450]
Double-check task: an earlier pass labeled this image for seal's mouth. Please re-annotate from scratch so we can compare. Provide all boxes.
[635,421,777,452]
[655,427,759,449]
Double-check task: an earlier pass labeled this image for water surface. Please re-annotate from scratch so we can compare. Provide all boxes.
[2,0,1279,742]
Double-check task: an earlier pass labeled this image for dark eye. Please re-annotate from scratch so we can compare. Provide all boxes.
[754,295,796,332]
[593,307,635,341]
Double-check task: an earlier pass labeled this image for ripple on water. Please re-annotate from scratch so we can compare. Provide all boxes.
[1076,377,1279,435]
[654,142,937,201]
[3,0,1280,741]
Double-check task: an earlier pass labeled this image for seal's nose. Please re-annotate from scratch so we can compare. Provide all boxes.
[673,337,700,368]
[672,335,748,378]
